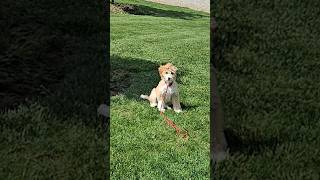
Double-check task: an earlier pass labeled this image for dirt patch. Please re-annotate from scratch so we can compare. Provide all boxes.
[110,4,127,14]
[111,3,146,15]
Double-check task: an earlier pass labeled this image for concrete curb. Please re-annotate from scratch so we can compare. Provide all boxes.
[145,0,210,13]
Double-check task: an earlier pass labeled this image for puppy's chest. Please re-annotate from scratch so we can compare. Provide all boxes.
[161,86,176,101]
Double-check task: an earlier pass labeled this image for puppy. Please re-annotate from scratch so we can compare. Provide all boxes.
[140,63,182,113]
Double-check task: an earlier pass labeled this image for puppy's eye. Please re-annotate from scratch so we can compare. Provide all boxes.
[166,72,169,74]
[171,72,174,75]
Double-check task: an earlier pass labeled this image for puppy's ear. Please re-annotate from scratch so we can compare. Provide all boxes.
[158,65,165,77]
[171,65,178,73]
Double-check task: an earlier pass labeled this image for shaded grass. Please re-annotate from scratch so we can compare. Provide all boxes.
[0,0,108,179]
[212,0,320,179]
[111,0,210,179]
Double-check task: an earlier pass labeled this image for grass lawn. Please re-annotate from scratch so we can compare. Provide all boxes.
[110,0,210,178]
[212,0,320,179]
[0,0,107,179]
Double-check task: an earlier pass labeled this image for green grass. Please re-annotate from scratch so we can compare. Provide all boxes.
[212,0,320,179]
[0,0,107,179]
[111,0,210,179]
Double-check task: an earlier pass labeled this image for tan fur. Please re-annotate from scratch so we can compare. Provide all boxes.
[141,63,182,113]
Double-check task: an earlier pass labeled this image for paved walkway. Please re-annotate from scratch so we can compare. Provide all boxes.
[145,0,210,13]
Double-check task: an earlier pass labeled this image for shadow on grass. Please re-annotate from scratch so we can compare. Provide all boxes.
[111,55,195,108]
[114,3,207,20]
[224,127,279,155]
[111,55,159,99]
[163,103,198,111]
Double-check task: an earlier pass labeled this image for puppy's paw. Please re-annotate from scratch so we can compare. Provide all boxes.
[174,109,182,113]
[159,108,165,112]
[165,105,172,110]
[150,103,157,107]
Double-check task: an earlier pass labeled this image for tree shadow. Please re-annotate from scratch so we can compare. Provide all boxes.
[111,55,159,99]
[114,3,207,20]
[224,127,280,155]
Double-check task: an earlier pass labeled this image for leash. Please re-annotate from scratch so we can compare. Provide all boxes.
[160,83,189,140]
[160,111,189,140]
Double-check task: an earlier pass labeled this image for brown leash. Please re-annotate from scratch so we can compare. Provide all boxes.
[160,111,189,140]
[157,83,189,140]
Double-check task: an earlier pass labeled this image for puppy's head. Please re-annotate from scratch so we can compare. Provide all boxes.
[158,63,177,84]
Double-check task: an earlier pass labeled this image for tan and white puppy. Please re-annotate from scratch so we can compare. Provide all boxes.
[140,63,182,113]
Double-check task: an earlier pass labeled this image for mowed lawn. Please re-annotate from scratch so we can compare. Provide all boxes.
[212,0,320,179]
[110,0,210,178]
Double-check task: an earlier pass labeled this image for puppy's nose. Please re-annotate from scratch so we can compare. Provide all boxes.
[168,77,171,80]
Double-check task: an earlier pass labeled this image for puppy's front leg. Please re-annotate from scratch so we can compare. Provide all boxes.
[157,95,165,112]
[172,93,182,113]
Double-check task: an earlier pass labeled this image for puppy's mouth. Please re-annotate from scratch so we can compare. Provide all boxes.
[165,80,173,86]
[163,75,175,86]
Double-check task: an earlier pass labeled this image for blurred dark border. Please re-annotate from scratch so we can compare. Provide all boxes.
[0,0,110,178]
[105,0,110,179]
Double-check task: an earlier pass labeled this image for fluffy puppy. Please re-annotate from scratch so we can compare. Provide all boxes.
[140,63,182,113]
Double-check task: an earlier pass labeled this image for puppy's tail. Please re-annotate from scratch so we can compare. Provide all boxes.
[140,94,149,100]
